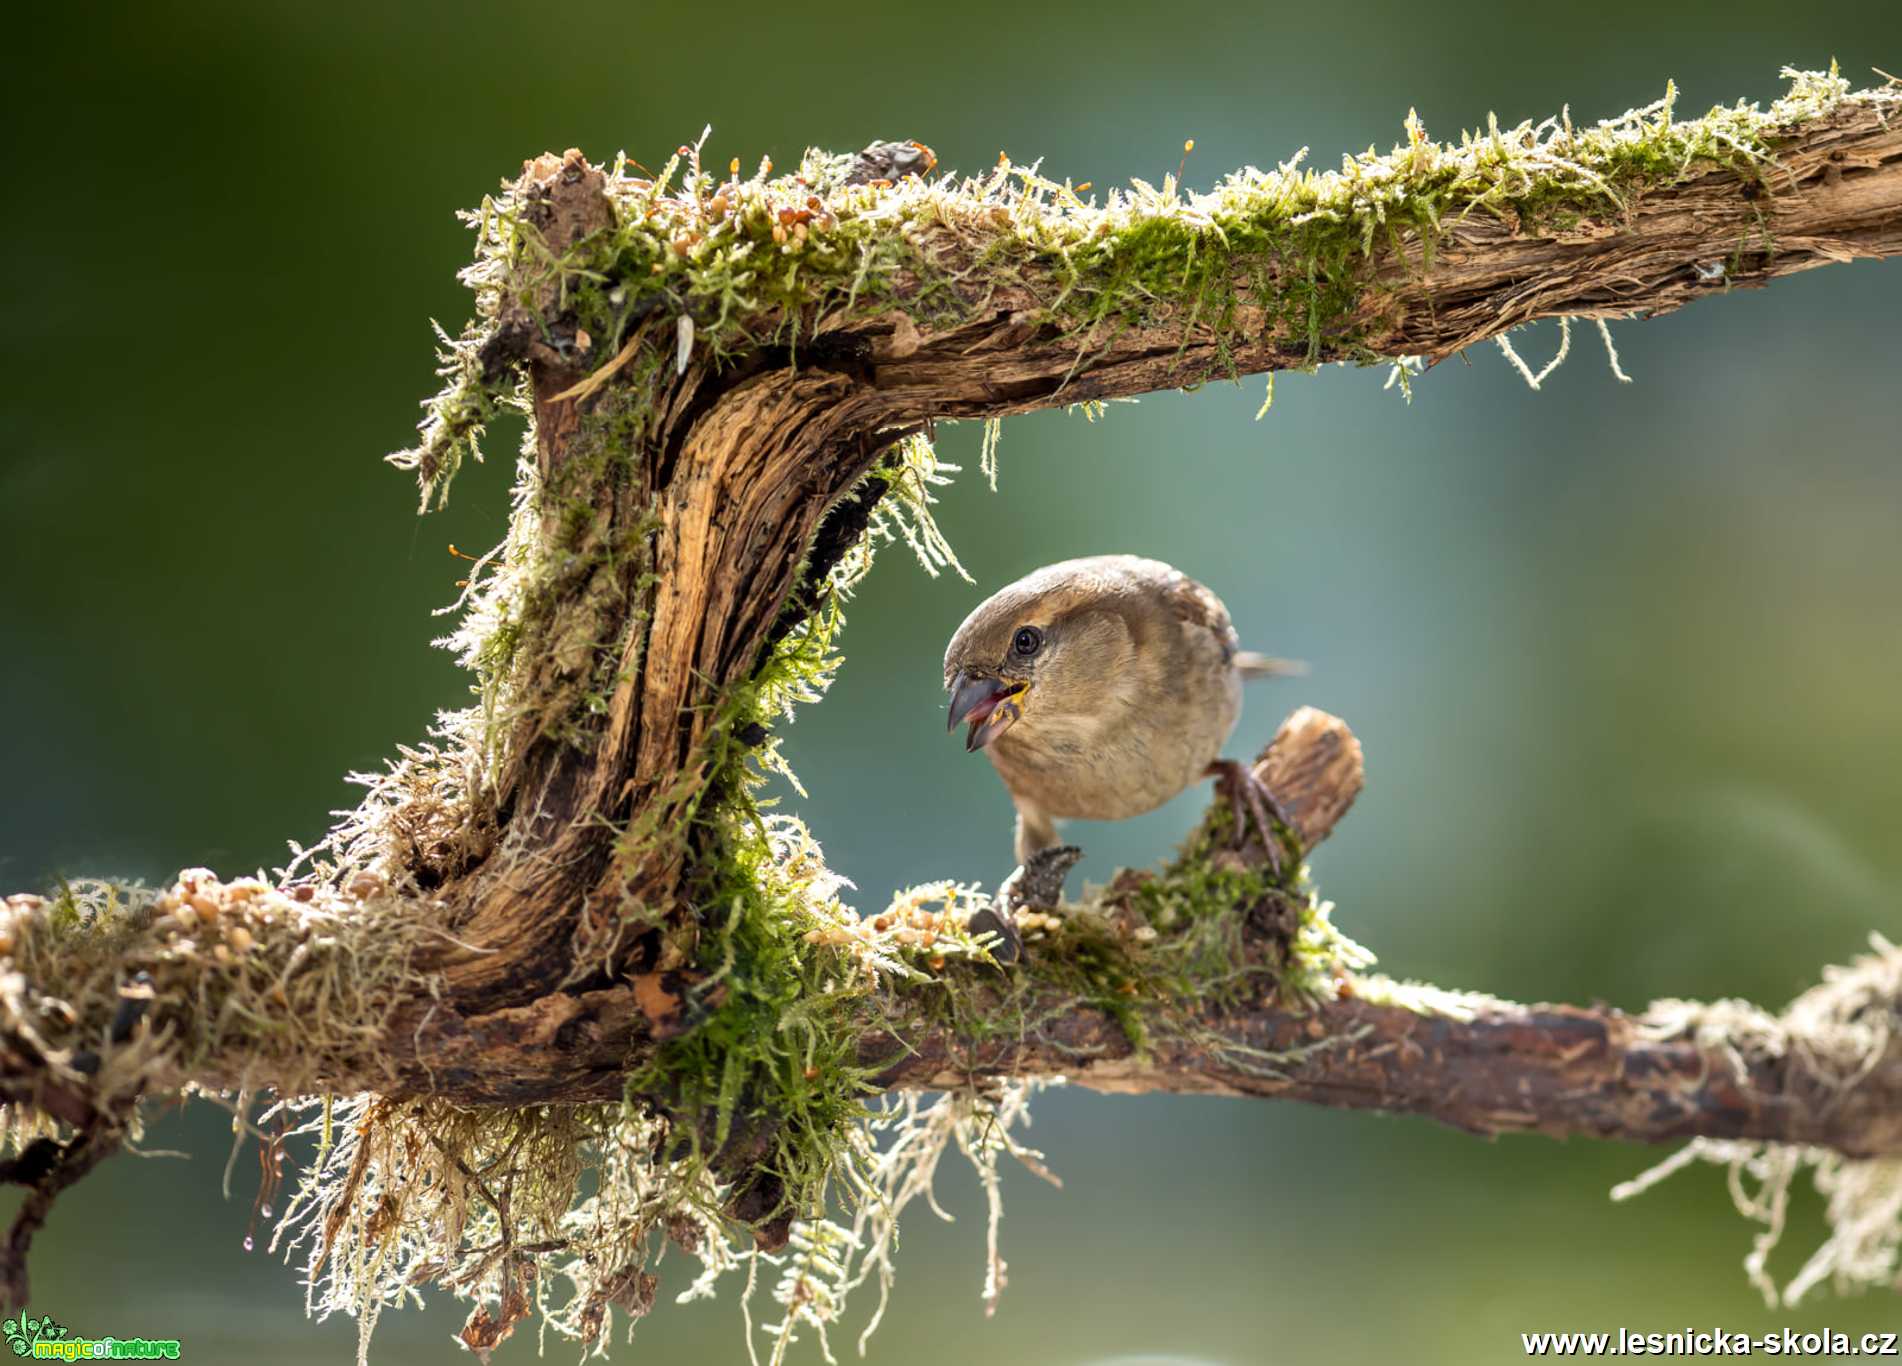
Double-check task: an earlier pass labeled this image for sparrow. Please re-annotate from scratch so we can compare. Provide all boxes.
[943,554,1301,872]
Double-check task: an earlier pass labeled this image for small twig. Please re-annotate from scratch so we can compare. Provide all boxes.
[0,1126,122,1310]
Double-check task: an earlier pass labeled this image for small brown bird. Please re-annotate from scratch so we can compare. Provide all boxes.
[943,555,1301,870]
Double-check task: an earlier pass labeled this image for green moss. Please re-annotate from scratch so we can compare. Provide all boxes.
[397,68,1881,528]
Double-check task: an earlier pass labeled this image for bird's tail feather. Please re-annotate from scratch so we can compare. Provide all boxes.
[1234,651,1308,680]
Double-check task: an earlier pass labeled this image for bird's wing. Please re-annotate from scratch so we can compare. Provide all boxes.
[1159,571,1308,680]
[1158,569,1243,663]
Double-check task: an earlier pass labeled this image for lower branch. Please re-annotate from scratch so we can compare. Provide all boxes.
[860,710,1902,1160]
[877,976,1902,1156]
[2,711,1897,1153]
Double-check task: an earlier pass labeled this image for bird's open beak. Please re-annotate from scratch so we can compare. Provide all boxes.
[946,671,1029,753]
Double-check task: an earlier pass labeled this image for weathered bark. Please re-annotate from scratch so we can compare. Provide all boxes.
[877,990,1902,1157]
[872,970,1902,1160]
[862,99,1902,415]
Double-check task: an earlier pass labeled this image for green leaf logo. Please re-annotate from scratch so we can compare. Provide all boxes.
[1,1311,66,1356]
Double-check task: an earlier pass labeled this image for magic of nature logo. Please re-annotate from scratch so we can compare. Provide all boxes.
[2,1311,180,1360]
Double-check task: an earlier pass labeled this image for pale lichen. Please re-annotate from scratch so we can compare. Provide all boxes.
[1614,935,1902,1305]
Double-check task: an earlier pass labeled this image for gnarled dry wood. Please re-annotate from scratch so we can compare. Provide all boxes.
[426,100,1902,1016]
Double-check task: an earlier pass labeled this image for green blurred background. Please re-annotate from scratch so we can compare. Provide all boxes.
[3,1,1900,1361]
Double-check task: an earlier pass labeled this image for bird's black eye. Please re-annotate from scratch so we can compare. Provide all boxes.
[1011,626,1044,657]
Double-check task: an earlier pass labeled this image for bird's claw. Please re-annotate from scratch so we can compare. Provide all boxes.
[978,844,1083,966]
[1213,760,1291,875]
[1010,843,1083,909]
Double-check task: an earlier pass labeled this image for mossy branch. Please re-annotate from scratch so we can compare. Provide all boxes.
[841,709,1902,1166]
[3,68,1901,1352]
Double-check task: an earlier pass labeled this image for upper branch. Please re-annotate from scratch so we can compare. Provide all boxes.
[857,93,1902,419]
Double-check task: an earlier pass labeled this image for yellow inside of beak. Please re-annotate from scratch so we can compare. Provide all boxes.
[981,681,1032,738]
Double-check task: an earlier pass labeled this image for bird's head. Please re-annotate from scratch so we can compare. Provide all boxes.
[941,562,1144,753]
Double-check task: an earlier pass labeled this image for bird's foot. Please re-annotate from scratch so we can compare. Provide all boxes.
[1208,760,1291,875]
[976,844,1083,966]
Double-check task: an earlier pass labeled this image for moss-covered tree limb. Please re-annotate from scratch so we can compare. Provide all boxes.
[857,94,1902,415]
[2,70,1900,1341]
[863,710,1902,1160]
[876,983,1902,1157]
